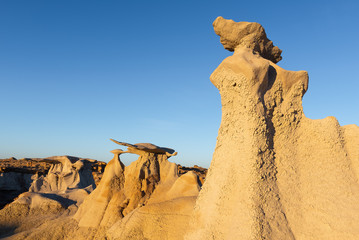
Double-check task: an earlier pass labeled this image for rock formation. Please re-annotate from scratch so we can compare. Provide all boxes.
[1,17,358,240]
[29,156,96,193]
[0,156,101,238]
[213,16,282,63]
[186,17,359,240]
[0,146,205,239]
[74,139,202,239]
[177,164,207,185]
[0,156,106,210]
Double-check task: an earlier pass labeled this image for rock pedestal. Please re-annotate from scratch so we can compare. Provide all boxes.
[74,140,201,240]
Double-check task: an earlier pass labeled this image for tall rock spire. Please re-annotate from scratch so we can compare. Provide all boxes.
[186,17,359,240]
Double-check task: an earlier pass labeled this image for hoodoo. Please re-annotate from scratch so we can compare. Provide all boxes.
[186,17,359,240]
[0,142,203,239]
[74,139,201,239]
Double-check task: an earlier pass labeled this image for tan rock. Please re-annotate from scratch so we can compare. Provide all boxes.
[186,17,359,240]
[177,164,207,185]
[74,148,126,228]
[2,17,358,240]
[0,156,106,210]
[0,141,201,239]
[0,156,97,239]
[107,196,197,240]
[74,139,201,240]
[110,139,178,157]
[29,156,96,193]
[213,16,282,63]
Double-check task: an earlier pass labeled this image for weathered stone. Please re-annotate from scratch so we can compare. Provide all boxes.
[186,17,359,240]
[74,140,201,237]
[213,16,282,63]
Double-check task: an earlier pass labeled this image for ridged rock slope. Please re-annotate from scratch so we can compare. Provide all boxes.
[186,16,359,240]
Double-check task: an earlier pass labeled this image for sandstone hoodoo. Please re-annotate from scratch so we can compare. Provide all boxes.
[186,17,359,240]
[74,139,202,239]
[0,141,204,239]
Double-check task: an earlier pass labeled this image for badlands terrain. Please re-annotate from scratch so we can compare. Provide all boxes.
[0,17,358,239]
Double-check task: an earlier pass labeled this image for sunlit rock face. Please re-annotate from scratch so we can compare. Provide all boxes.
[1,17,359,240]
[0,141,203,239]
[74,140,202,240]
[213,16,282,63]
[186,17,359,240]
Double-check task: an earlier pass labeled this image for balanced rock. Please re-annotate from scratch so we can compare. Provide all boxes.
[74,140,201,239]
[213,16,282,63]
[186,17,359,240]
[109,139,178,156]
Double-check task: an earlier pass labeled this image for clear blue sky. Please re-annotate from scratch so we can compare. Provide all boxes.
[1,0,358,167]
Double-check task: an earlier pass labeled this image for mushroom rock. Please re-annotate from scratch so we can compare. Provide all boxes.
[186,17,359,240]
[74,139,201,239]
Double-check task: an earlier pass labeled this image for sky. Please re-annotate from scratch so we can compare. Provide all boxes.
[1,0,358,168]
